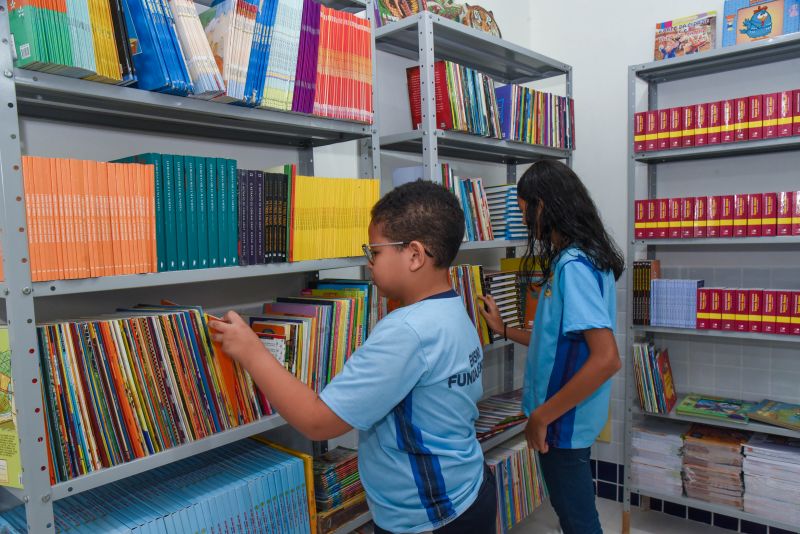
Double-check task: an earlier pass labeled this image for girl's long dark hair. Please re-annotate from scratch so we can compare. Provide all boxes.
[517,160,625,285]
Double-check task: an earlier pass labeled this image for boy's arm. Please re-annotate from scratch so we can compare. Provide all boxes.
[525,327,620,453]
[210,311,352,440]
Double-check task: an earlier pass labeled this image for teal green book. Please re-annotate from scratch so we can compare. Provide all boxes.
[196,157,209,270]
[9,6,41,70]
[174,156,188,270]
[227,159,238,266]
[206,158,219,269]
[185,156,198,270]
[217,159,228,267]
[162,155,178,271]
[139,154,166,272]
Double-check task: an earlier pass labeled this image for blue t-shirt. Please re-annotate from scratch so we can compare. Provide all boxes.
[320,290,485,533]
[523,247,616,449]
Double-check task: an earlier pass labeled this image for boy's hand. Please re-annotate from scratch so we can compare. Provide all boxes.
[208,311,267,369]
[477,295,503,334]
[525,411,549,454]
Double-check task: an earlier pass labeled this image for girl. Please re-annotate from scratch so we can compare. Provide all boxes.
[479,160,623,534]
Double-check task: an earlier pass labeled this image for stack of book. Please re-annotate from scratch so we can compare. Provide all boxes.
[0,439,312,532]
[441,164,494,241]
[449,264,492,346]
[483,271,523,342]
[494,84,576,150]
[475,389,526,442]
[650,279,704,328]
[313,447,368,534]
[683,424,751,510]
[485,434,548,534]
[743,434,800,526]
[632,260,660,325]
[485,184,526,240]
[632,343,677,415]
[631,420,688,498]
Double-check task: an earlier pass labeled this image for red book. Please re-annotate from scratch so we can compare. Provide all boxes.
[682,106,695,147]
[749,289,763,333]
[645,200,657,239]
[778,191,794,236]
[709,288,723,330]
[748,94,764,140]
[792,291,800,336]
[721,99,736,143]
[694,196,707,238]
[697,288,710,329]
[668,198,682,238]
[681,197,696,238]
[721,289,736,331]
[794,90,800,136]
[794,189,800,235]
[634,112,646,153]
[748,193,763,237]
[763,93,779,139]
[763,290,778,334]
[762,192,777,237]
[656,350,678,414]
[708,101,722,144]
[735,289,749,332]
[695,103,709,146]
[658,109,670,150]
[634,200,646,239]
[720,195,734,237]
[734,97,749,141]
[657,198,669,239]
[779,91,794,137]
[777,290,793,334]
[669,107,683,149]
[733,194,748,237]
[707,196,721,238]
[645,111,659,151]
[406,62,453,130]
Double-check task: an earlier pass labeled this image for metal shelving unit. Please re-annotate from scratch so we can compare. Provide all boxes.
[623,37,800,534]
[633,408,799,440]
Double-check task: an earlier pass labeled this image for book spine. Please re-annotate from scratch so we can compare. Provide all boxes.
[406,66,421,129]
[720,194,734,237]
[238,169,248,266]
[645,200,656,239]
[778,90,793,137]
[681,197,695,239]
[196,157,208,269]
[174,156,188,270]
[682,105,694,148]
[792,291,800,336]
[657,109,669,150]
[696,288,709,329]
[206,158,219,269]
[656,198,668,239]
[694,103,708,146]
[255,171,264,265]
[794,89,800,136]
[721,99,735,143]
[669,107,682,149]
[185,156,198,269]
[763,290,778,334]
[247,170,256,266]
[734,97,749,142]
[778,191,794,236]
[634,111,646,153]
[722,289,735,331]
[794,188,800,236]
[777,290,793,335]
[668,198,682,238]
[748,192,763,237]
[708,101,721,144]
[645,111,658,152]
[733,193,748,237]
[706,195,721,238]
[749,289,763,333]
[735,289,749,332]
[216,159,227,267]
[228,159,238,266]
[693,196,707,238]
[709,288,722,330]
[634,200,645,239]
[762,192,777,237]
[748,94,764,140]
[764,93,779,139]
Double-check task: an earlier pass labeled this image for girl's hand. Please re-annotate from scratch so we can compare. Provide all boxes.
[525,411,549,454]
[208,311,267,369]
[477,295,503,334]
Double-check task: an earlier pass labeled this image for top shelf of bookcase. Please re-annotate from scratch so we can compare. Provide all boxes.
[632,31,800,84]
[13,70,370,148]
[375,12,570,84]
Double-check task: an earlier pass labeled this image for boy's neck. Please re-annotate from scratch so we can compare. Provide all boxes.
[399,269,453,306]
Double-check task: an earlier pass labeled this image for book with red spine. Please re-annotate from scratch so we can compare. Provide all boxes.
[721,99,736,143]
[763,290,778,334]
[733,194,748,237]
[406,61,453,130]
[777,191,794,236]
[696,288,710,329]
[709,288,723,330]
[777,290,793,335]
[657,198,669,239]
[792,291,800,336]
[645,111,659,151]
[669,107,683,149]
[721,289,736,331]
[694,103,709,146]
[762,192,777,237]
[793,189,800,235]
[634,200,647,239]
[693,196,707,238]
[657,109,670,150]
[778,90,793,137]
[748,193,763,237]
[668,198,682,238]
[634,112,646,153]
[763,93,779,139]
[748,94,764,140]
[681,197,695,239]
[682,105,695,148]
[707,195,721,238]
[708,101,722,144]
[794,90,800,136]
[735,289,749,332]
[646,200,657,239]
[749,289,763,333]
[720,195,734,237]
[734,97,749,142]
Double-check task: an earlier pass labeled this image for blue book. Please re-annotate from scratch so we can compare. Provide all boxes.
[159,0,193,95]
[123,0,171,92]
[494,84,513,140]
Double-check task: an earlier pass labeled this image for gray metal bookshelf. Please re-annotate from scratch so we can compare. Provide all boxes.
[624,37,800,534]
[633,408,799,441]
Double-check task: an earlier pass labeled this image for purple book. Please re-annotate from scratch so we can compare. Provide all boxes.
[292,0,321,114]
[292,0,311,112]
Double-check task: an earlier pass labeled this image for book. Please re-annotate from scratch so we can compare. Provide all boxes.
[743,433,800,525]
[749,400,800,431]
[441,165,493,242]
[632,343,677,415]
[449,264,492,346]
[676,393,757,424]
[486,184,526,240]
[474,389,526,441]
[722,0,800,47]
[0,327,22,489]
[654,12,716,61]
[495,83,576,150]
[631,420,688,498]
[374,0,426,27]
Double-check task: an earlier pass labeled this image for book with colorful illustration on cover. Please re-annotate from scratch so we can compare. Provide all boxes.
[748,400,800,431]
[375,0,427,26]
[654,12,717,60]
[676,393,757,424]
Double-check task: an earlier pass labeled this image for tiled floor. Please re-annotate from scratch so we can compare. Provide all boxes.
[513,498,731,533]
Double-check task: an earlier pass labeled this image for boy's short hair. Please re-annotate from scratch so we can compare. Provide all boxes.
[371,180,465,268]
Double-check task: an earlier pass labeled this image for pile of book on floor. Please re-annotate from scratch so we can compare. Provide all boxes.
[313,447,368,534]
[0,439,312,532]
[483,271,523,342]
[682,424,750,510]
[475,389,526,442]
[449,264,492,346]
[743,433,800,526]
[632,342,677,415]
[650,279,704,328]
[630,420,688,498]
[485,434,547,534]
[441,164,494,241]
[486,184,526,240]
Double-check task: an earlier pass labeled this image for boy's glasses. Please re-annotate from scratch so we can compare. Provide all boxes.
[361,242,433,264]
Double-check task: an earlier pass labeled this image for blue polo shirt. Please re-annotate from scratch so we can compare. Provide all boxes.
[523,247,616,449]
[320,290,484,533]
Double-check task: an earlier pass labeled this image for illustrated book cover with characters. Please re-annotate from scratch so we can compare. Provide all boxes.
[722,0,800,46]
[654,12,717,61]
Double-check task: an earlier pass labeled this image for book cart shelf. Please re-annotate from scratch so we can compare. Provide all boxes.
[623,32,800,534]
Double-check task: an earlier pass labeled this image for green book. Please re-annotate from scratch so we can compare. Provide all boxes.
[206,158,219,269]
[217,159,228,267]
[10,5,45,70]
[174,156,188,270]
[748,400,800,432]
[676,393,756,424]
[227,159,238,266]
[185,156,198,270]
[196,157,208,270]
[161,155,178,271]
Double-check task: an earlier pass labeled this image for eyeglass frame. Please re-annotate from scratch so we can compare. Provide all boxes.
[361,241,434,264]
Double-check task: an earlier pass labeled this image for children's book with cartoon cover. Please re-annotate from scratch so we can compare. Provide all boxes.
[654,12,717,61]
[722,0,800,47]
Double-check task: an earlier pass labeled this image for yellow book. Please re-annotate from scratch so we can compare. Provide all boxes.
[470,265,491,345]
[0,326,22,489]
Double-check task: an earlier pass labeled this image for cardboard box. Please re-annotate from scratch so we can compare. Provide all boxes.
[682,105,695,148]
[634,200,647,239]
[709,288,723,330]
[696,288,710,329]
[634,112,646,152]
[778,191,794,236]
[734,97,749,141]
[777,290,793,335]
[762,192,777,237]
[668,198,682,238]
[669,107,683,149]
[733,194,748,237]
[693,196,707,238]
[763,93,779,139]
[695,103,709,146]
[778,90,793,137]
[721,289,736,331]
[749,289,763,333]
[707,196,721,238]
[748,193,763,237]
[762,290,778,334]
[646,111,659,151]
[708,101,722,144]
[657,198,669,239]
[721,99,735,143]
[748,94,763,140]
[658,109,670,150]
[646,200,657,239]
[681,197,696,239]
[720,194,734,238]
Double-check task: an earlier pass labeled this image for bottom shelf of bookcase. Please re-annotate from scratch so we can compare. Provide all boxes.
[630,488,799,533]
[633,407,800,439]
[50,413,288,501]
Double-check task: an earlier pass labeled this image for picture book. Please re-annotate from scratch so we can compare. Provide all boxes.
[654,12,717,60]
[723,0,800,47]
[748,400,800,431]
[0,326,22,489]
[677,393,757,423]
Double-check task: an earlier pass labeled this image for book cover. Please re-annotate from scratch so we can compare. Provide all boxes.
[654,12,716,60]
[777,90,794,137]
[722,0,800,47]
[646,200,657,239]
[710,288,723,330]
[657,198,669,239]
[778,191,794,235]
[681,197,696,238]
[735,289,749,331]
[669,198,682,238]
[656,349,678,414]
[748,192,764,237]
[764,93,779,138]
[695,103,709,146]
[734,193,748,237]
[749,289,764,332]
[762,192,777,236]
[676,393,756,423]
[645,111,659,151]
[720,194,734,237]
[722,289,736,331]
[793,188,800,235]
[708,101,722,144]
[777,290,793,334]
[670,107,683,148]
[693,196,707,238]
[0,326,22,489]
[682,105,695,147]
[697,288,710,329]
[635,200,646,239]
[763,290,778,333]
[721,99,736,143]
[794,89,800,136]
[735,97,749,141]
[749,94,764,140]
[793,291,800,335]
[658,109,670,150]
[707,195,721,238]
[748,400,800,431]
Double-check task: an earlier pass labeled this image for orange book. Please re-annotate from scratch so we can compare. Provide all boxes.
[21,157,37,281]
[46,157,65,281]
[118,163,132,275]
[38,156,54,281]
[128,164,142,274]
[107,163,123,275]
[86,160,102,278]
[135,164,148,274]
[207,313,248,427]
[162,314,209,438]
[144,164,156,272]
[62,159,79,279]
[96,162,113,277]
[71,159,91,278]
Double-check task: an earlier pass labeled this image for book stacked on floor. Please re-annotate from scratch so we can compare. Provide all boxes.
[631,420,688,498]
[683,424,751,510]
[494,84,576,149]
[485,434,547,534]
[313,447,367,534]
[486,184,526,240]
[475,389,526,442]
[0,439,312,532]
[449,264,492,346]
[632,343,677,415]
[650,279,704,328]
[441,164,494,241]
[632,260,660,325]
[743,434,800,526]
[483,271,523,342]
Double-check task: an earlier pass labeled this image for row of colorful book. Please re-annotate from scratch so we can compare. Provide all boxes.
[634,191,800,240]
[633,90,800,153]
[10,0,373,121]
[697,287,800,336]
[440,164,494,242]
[632,260,660,326]
[449,264,492,346]
[20,156,378,281]
[649,279,704,329]
[676,394,800,432]
[0,438,313,532]
[483,271,523,342]
[407,60,575,149]
[631,343,677,415]
[475,389,526,442]
[312,447,368,534]
[486,184,526,240]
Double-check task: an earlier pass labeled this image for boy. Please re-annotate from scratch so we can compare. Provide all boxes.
[210,180,496,534]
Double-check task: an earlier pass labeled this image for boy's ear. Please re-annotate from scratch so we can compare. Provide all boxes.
[406,240,428,272]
